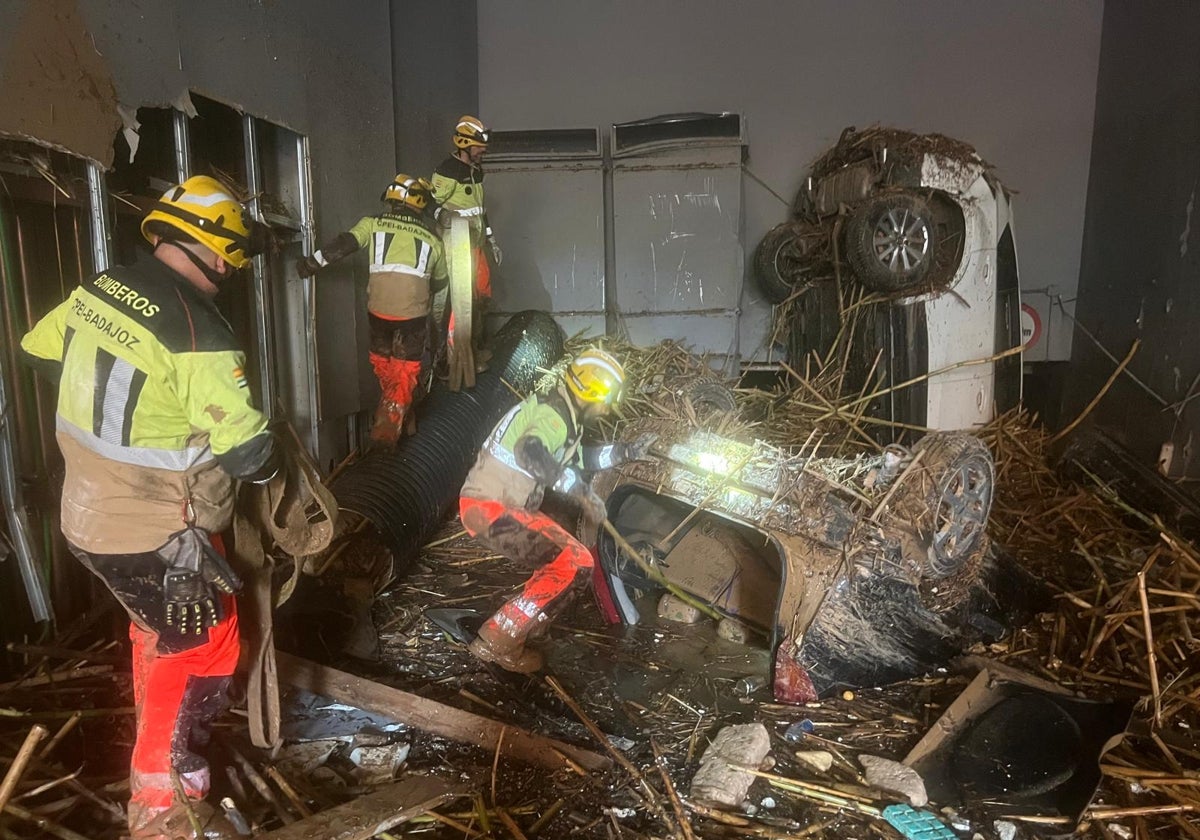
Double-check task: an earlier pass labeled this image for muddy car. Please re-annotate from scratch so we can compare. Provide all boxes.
[592,419,1018,704]
[756,127,1022,432]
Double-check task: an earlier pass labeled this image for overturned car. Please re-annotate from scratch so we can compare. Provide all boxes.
[757,127,1023,432]
[593,419,1026,703]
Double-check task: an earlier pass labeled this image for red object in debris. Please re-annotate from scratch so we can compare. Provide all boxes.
[590,546,621,625]
[773,644,818,704]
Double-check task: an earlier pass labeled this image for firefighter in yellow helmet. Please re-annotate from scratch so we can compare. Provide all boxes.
[459,348,655,672]
[21,175,277,839]
[296,174,447,446]
[432,115,499,368]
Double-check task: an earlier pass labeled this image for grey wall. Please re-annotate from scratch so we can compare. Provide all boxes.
[392,0,478,176]
[1067,3,1200,483]
[0,0,397,464]
[478,0,1103,363]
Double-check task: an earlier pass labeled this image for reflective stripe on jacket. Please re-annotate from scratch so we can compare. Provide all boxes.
[461,390,581,509]
[347,213,448,319]
[432,156,487,242]
[20,258,270,553]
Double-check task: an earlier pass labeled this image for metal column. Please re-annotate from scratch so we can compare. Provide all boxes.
[86,162,112,273]
[172,109,192,181]
[295,134,321,454]
[242,115,277,417]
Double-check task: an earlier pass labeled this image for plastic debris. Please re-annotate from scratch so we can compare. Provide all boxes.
[882,804,957,839]
[690,723,771,809]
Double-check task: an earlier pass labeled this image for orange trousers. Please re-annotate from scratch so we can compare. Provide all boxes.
[459,496,593,642]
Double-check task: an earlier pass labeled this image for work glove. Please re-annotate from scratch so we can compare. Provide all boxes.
[515,435,562,486]
[566,479,608,528]
[621,432,658,462]
[295,254,321,278]
[487,235,503,266]
[158,527,243,636]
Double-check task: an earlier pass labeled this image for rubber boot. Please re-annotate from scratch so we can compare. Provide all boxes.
[135,798,243,840]
[468,619,543,674]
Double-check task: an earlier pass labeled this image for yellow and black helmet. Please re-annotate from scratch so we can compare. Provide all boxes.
[565,348,625,405]
[382,174,433,211]
[141,176,263,269]
[452,115,490,150]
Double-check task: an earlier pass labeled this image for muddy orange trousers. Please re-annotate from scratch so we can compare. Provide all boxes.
[368,312,428,443]
[70,538,239,838]
[459,496,593,641]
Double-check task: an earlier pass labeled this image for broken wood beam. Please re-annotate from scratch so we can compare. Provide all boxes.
[256,776,465,840]
[276,652,611,774]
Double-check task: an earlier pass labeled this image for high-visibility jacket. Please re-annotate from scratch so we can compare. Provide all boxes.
[20,258,274,554]
[461,388,582,510]
[313,211,447,320]
[432,156,489,245]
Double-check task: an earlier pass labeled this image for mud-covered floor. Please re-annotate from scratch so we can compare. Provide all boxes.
[275,521,1001,840]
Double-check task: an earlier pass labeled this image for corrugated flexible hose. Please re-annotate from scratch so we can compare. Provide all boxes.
[331,310,564,562]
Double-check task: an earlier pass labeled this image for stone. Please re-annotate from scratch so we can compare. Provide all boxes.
[859,754,928,807]
[717,617,751,643]
[657,593,702,624]
[689,723,771,809]
[793,749,834,773]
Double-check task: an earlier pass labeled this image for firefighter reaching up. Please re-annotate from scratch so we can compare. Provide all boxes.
[459,348,655,673]
[297,174,447,446]
[21,175,277,840]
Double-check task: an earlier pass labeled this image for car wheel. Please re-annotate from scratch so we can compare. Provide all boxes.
[683,379,738,420]
[753,222,821,304]
[905,433,995,579]
[844,193,934,293]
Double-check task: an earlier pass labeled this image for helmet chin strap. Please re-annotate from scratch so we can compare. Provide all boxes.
[159,241,228,287]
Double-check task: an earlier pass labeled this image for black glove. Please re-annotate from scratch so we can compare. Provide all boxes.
[621,432,658,462]
[158,528,243,636]
[514,435,561,485]
[295,254,321,278]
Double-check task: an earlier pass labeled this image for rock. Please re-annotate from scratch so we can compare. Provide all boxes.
[657,593,702,624]
[994,820,1017,840]
[859,754,928,807]
[717,617,751,643]
[689,723,772,809]
[793,750,833,773]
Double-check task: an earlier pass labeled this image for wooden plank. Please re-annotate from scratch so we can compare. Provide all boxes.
[257,775,463,840]
[277,652,611,773]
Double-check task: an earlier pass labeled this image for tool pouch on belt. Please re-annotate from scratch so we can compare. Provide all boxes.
[230,424,337,749]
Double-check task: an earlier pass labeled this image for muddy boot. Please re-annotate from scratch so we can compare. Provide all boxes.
[468,620,543,674]
[368,401,404,450]
[135,798,243,839]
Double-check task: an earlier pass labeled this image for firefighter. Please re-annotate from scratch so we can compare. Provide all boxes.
[296,174,447,446]
[459,348,653,673]
[432,115,499,366]
[21,175,277,839]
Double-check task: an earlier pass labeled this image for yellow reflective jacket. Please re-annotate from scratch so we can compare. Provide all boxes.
[20,258,273,553]
[432,155,488,243]
[461,389,582,510]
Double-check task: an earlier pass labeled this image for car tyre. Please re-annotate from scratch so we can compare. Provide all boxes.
[903,433,995,579]
[753,222,817,304]
[844,192,935,293]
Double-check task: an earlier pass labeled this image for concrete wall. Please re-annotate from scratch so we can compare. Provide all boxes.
[0,0,397,464]
[392,0,479,176]
[1067,3,1200,483]
[477,0,1104,364]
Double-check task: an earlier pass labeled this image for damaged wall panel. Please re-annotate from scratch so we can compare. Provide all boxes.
[0,0,122,165]
[0,0,397,464]
[1067,4,1200,484]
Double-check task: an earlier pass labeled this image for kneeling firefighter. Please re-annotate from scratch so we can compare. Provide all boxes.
[297,174,447,446]
[21,176,278,839]
[459,348,653,672]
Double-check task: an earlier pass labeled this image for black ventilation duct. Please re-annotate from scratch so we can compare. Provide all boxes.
[331,311,564,562]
